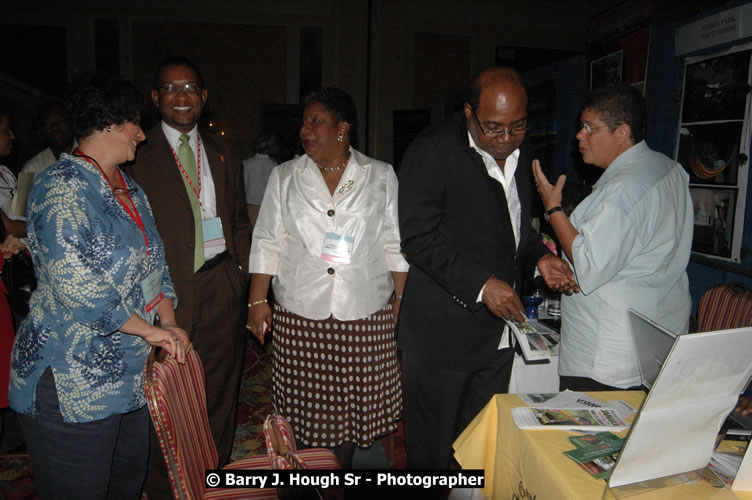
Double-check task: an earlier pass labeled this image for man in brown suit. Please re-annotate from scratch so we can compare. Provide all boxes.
[130,56,250,498]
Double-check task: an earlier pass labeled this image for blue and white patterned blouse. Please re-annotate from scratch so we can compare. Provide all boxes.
[9,153,176,423]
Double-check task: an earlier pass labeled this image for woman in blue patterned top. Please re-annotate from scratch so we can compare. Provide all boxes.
[9,73,189,500]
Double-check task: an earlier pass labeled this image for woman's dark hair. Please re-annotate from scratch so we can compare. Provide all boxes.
[69,72,143,139]
[583,83,646,144]
[303,88,358,148]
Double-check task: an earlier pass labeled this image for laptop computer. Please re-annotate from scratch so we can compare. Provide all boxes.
[627,309,678,389]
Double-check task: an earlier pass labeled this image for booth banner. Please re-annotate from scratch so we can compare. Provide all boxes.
[676,4,752,56]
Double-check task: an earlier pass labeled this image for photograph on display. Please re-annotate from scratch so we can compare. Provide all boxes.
[676,121,743,185]
[590,50,623,89]
[681,50,751,123]
[678,45,752,263]
[689,187,737,259]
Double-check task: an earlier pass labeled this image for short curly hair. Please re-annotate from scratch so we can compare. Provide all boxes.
[69,72,143,140]
[583,83,646,144]
[303,88,358,147]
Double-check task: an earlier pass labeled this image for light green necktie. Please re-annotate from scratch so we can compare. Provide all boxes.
[178,133,204,271]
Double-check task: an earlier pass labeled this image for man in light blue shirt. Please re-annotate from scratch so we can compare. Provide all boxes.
[533,83,693,390]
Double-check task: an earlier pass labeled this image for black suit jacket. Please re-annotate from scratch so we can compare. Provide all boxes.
[397,112,548,371]
[128,126,251,336]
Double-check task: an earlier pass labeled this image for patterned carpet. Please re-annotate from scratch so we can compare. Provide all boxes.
[0,336,405,498]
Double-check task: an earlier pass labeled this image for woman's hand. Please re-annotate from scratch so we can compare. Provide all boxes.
[1,234,25,259]
[142,324,188,364]
[532,159,565,211]
[392,296,402,325]
[248,302,272,344]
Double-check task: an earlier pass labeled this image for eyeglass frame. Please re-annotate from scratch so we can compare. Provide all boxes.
[157,82,202,95]
[579,122,610,135]
[469,106,529,139]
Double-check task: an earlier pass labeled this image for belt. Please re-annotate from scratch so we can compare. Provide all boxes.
[197,251,228,273]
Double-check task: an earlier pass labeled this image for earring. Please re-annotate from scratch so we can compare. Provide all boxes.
[337,134,343,143]
[105,126,112,132]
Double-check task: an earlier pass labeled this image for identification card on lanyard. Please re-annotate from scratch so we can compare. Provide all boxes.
[202,216,226,248]
[320,231,354,264]
[141,268,164,313]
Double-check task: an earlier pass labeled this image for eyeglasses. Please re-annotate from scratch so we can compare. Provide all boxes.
[158,83,202,95]
[579,122,609,135]
[471,107,528,139]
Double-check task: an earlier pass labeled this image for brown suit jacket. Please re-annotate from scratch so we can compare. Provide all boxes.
[128,125,251,335]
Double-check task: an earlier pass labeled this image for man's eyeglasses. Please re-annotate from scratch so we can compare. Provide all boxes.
[158,83,202,95]
[471,107,528,139]
[579,122,609,135]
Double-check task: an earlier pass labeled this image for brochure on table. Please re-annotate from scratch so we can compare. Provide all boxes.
[607,325,752,489]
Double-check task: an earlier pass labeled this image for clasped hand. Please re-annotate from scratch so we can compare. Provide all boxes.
[144,323,189,364]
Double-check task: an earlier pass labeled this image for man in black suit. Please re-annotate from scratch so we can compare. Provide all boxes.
[397,66,577,469]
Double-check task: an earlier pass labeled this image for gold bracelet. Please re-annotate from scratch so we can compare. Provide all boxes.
[248,299,268,308]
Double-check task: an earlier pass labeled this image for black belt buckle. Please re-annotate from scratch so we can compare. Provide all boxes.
[197,251,227,273]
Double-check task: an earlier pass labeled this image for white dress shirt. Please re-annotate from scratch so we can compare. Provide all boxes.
[161,122,225,260]
[468,132,522,348]
[249,148,409,321]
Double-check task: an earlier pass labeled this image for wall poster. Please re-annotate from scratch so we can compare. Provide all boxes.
[676,44,752,262]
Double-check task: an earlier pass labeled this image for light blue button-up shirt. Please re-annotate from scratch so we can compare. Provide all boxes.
[560,141,693,388]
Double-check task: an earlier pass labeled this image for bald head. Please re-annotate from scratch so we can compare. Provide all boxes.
[467,66,526,110]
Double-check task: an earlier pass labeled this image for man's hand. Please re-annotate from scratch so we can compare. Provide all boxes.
[482,276,526,324]
[537,254,580,294]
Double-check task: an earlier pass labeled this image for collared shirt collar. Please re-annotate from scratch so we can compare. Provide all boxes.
[594,140,648,190]
[466,131,520,181]
[161,122,199,150]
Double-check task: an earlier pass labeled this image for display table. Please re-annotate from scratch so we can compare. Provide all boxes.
[453,392,752,500]
[508,353,559,393]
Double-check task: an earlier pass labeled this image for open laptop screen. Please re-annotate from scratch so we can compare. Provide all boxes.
[627,309,677,389]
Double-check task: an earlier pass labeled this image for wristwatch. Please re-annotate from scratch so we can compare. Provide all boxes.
[544,206,563,222]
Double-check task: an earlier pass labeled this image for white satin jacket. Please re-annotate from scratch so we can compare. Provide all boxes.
[249,148,409,320]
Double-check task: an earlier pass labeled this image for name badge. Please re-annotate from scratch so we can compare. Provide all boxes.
[321,232,354,264]
[141,268,164,313]
[203,216,226,248]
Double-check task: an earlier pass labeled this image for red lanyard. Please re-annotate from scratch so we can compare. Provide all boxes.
[170,135,203,207]
[73,148,151,253]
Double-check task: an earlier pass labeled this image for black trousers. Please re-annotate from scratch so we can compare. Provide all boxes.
[401,347,515,470]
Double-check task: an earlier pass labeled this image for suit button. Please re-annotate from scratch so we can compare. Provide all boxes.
[188,243,194,249]
[327,209,335,217]
[327,267,335,275]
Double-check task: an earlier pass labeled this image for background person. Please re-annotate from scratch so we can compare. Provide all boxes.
[20,100,77,176]
[533,82,693,391]
[8,72,188,500]
[243,133,280,228]
[247,87,408,469]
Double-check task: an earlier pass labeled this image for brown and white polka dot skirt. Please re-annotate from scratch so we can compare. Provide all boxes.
[271,302,402,448]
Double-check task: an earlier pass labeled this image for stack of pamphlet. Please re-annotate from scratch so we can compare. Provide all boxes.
[563,432,625,480]
[505,318,560,361]
[512,391,634,431]
[709,448,747,487]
